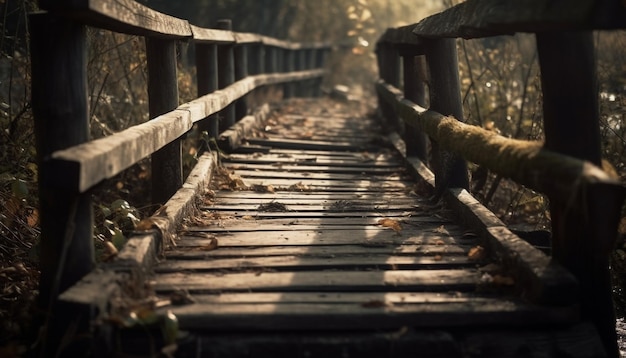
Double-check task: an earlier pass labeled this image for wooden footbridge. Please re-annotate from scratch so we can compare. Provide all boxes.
[30,0,626,357]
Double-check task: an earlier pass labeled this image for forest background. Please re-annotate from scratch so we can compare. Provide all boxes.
[0,0,625,351]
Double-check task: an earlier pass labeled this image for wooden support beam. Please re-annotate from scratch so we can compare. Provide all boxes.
[375,43,397,132]
[30,12,94,356]
[217,19,236,131]
[402,54,428,159]
[536,30,621,357]
[146,37,182,205]
[423,38,469,197]
[284,50,296,98]
[295,49,307,97]
[195,43,219,138]
[234,43,249,119]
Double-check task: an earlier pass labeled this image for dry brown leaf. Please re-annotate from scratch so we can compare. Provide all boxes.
[433,254,443,261]
[27,209,39,227]
[378,218,402,232]
[434,239,445,246]
[468,245,487,261]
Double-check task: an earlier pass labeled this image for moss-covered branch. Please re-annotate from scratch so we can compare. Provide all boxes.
[376,80,620,202]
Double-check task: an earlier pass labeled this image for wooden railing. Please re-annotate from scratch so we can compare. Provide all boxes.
[375,0,626,356]
[30,0,329,349]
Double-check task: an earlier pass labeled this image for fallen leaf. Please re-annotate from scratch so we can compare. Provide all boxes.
[468,246,487,261]
[378,218,402,232]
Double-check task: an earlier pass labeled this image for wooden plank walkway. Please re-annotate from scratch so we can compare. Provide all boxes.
[151,99,603,357]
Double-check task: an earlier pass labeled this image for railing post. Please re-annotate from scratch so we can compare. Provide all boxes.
[423,38,469,197]
[217,19,236,131]
[146,37,182,205]
[284,48,295,98]
[249,43,265,75]
[304,48,317,97]
[265,45,279,98]
[313,47,326,97]
[402,54,428,160]
[295,49,307,97]
[234,42,249,119]
[30,12,94,355]
[376,42,400,133]
[537,31,622,357]
[195,42,219,139]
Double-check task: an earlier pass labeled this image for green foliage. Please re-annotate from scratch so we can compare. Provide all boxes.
[95,199,141,256]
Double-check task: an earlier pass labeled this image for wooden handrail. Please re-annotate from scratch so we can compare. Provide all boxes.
[39,0,193,38]
[375,2,626,356]
[412,0,626,39]
[48,70,324,193]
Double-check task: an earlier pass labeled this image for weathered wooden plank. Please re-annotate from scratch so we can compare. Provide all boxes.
[279,114,377,124]
[218,170,410,183]
[158,300,575,332]
[239,147,388,158]
[225,157,402,167]
[223,163,403,175]
[225,153,401,166]
[166,244,469,259]
[156,254,474,273]
[157,291,493,304]
[185,323,602,358]
[213,192,420,201]
[260,134,378,145]
[154,269,483,293]
[175,230,466,247]
[190,24,236,43]
[41,0,193,38]
[411,0,626,39]
[188,217,457,230]
[245,138,377,151]
[211,197,420,206]
[234,32,263,44]
[189,217,454,228]
[204,203,422,212]
[198,211,443,221]
[223,181,410,192]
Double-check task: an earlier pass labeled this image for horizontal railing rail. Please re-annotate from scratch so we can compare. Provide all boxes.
[30,1,330,354]
[375,0,626,356]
